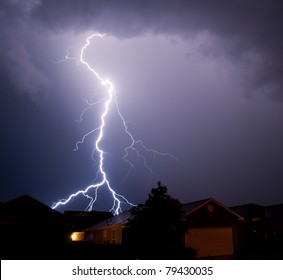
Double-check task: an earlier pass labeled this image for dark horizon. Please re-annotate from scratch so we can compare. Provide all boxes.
[1,190,283,260]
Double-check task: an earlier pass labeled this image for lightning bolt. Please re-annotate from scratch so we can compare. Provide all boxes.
[52,33,178,215]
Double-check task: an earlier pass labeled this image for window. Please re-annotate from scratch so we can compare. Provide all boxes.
[207,204,215,213]
[103,230,107,244]
[112,229,116,244]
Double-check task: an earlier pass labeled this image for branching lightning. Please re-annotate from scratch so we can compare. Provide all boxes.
[52,33,178,215]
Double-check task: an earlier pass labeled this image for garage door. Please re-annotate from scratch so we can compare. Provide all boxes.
[185,227,234,257]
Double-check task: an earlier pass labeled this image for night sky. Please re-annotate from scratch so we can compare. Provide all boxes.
[1,0,283,212]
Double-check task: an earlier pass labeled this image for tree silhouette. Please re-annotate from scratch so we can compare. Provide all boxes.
[126,182,188,258]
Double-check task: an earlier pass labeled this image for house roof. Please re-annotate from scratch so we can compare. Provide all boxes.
[230,203,265,220]
[84,198,244,231]
[64,210,112,230]
[0,194,66,224]
[183,198,243,220]
[182,199,210,213]
[84,209,133,231]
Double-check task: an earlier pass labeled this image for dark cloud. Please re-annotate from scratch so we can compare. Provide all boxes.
[1,0,283,100]
[0,0,49,99]
[29,0,283,99]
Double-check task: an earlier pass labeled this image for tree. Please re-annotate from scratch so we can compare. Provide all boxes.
[126,182,188,258]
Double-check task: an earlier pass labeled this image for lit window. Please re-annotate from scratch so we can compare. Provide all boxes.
[71,232,84,241]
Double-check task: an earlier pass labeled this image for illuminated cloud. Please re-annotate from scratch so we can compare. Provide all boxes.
[1,0,283,209]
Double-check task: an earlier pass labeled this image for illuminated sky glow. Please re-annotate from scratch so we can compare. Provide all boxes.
[51,33,177,213]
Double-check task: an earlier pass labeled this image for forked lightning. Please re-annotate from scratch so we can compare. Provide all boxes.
[52,34,177,214]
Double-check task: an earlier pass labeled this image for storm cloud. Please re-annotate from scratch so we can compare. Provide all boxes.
[2,0,283,100]
[1,0,283,210]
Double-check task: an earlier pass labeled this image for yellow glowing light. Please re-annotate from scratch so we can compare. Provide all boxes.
[71,233,77,241]
[71,232,84,241]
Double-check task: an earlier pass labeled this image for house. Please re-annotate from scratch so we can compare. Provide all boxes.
[231,202,283,258]
[231,202,283,235]
[230,203,266,221]
[83,210,132,244]
[264,203,283,241]
[0,194,71,259]
[81,198,244,258]
[64,210,112,231]
[183,198,243,258]
[64,210,112,241]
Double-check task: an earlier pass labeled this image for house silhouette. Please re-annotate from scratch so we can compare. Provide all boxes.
[0,195,71,259]
[1,194,283,259]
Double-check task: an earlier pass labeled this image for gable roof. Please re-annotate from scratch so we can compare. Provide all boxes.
[0,194,65,224]
[182,198,209,213]
[183,198,243,220]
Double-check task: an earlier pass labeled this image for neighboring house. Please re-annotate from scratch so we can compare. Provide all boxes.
[64,210,112,230]
[264,203,283,239]
[231,202,283,258]
[0,195,71,259]
[82,198,244,258]
[231,202,283,236]
[83,210,132,244]
[230,203,266,221]
[230,203,267,246]
[64,210,112,241]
